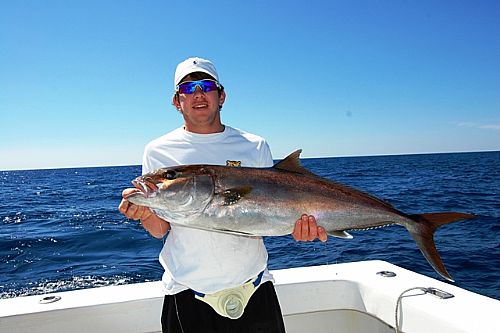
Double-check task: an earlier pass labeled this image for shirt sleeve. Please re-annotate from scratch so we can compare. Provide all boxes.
[141,144,154,175]
[259,140,274,168]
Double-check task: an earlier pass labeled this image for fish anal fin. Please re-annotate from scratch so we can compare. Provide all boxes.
[407,212,475,282]
[329,230,353,239]
[222,186,252,206]
[273,149,315,176]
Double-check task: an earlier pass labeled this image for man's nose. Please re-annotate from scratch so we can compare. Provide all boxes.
[193,84,204,95]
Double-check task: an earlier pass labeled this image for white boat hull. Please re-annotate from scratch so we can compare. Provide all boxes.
[1,260,498,333]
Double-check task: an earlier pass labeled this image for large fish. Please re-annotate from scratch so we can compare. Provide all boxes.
[126,150,474,281]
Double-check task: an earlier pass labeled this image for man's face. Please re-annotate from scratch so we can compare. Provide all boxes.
[173,74,226,134]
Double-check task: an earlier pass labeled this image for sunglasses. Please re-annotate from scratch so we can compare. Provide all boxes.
[176,79,222,94]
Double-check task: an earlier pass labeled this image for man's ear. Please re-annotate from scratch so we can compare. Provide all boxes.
[219,90,226,107]
[172,94,181,112]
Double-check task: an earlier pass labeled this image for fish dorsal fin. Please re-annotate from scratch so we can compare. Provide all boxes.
[273,150,315,176]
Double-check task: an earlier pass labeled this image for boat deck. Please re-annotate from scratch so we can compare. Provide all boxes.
[1,260,499,332]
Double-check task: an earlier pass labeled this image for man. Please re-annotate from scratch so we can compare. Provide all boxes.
[118,57,327,332]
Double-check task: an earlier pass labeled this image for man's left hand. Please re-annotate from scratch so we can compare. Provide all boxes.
[292,214,328,242]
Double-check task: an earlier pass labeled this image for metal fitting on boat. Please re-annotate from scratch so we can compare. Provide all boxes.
[39,295,61,304]
[376,270,397,277]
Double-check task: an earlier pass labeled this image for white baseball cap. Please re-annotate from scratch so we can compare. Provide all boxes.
[174,57,220,89]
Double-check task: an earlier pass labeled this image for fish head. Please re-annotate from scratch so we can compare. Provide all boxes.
[126,166,215,220]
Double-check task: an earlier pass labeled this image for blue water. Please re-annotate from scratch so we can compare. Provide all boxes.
[1,152,499,300]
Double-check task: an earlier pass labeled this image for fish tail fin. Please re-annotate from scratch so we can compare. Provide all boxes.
[407,212,475,282]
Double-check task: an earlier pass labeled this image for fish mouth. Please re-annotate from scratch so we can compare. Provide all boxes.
[127,178,159,198]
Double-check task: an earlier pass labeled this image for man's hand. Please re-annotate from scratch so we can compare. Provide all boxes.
[292,214,328,242]
[118,188,155,221]
[118,188,170,238]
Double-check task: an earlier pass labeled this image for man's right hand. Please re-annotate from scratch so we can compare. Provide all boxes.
[118,188,170,238]
[118,188,155,221]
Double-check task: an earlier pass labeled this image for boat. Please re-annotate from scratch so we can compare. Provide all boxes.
[1,260,498,332]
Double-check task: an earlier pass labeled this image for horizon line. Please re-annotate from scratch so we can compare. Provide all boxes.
[1,149,498,172]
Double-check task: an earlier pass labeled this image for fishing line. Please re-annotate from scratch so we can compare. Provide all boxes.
[289,238,316,266]
[316,239,331,266]
[322,242,330,265]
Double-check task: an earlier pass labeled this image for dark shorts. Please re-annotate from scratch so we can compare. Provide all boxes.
[161,281,286,333]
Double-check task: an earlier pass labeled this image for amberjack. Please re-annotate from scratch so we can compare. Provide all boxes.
[127,150,475,281]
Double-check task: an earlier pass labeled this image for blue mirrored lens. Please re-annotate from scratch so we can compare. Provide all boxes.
[177,80,219,94]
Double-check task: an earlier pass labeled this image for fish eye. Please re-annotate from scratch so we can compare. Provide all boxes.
[165,170,177,180]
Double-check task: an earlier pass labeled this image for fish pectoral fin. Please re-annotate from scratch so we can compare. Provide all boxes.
[329,230,353,239]
[222,186,252,206]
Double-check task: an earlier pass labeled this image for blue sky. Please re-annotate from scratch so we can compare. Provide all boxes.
[1,0,499,170]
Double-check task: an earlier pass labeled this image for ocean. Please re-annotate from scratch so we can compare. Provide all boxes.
[1,151,499,300]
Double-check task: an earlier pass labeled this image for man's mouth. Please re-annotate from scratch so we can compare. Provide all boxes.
[193,103,208,109]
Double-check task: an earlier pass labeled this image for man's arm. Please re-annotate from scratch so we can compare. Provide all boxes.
[118,188,170,239]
